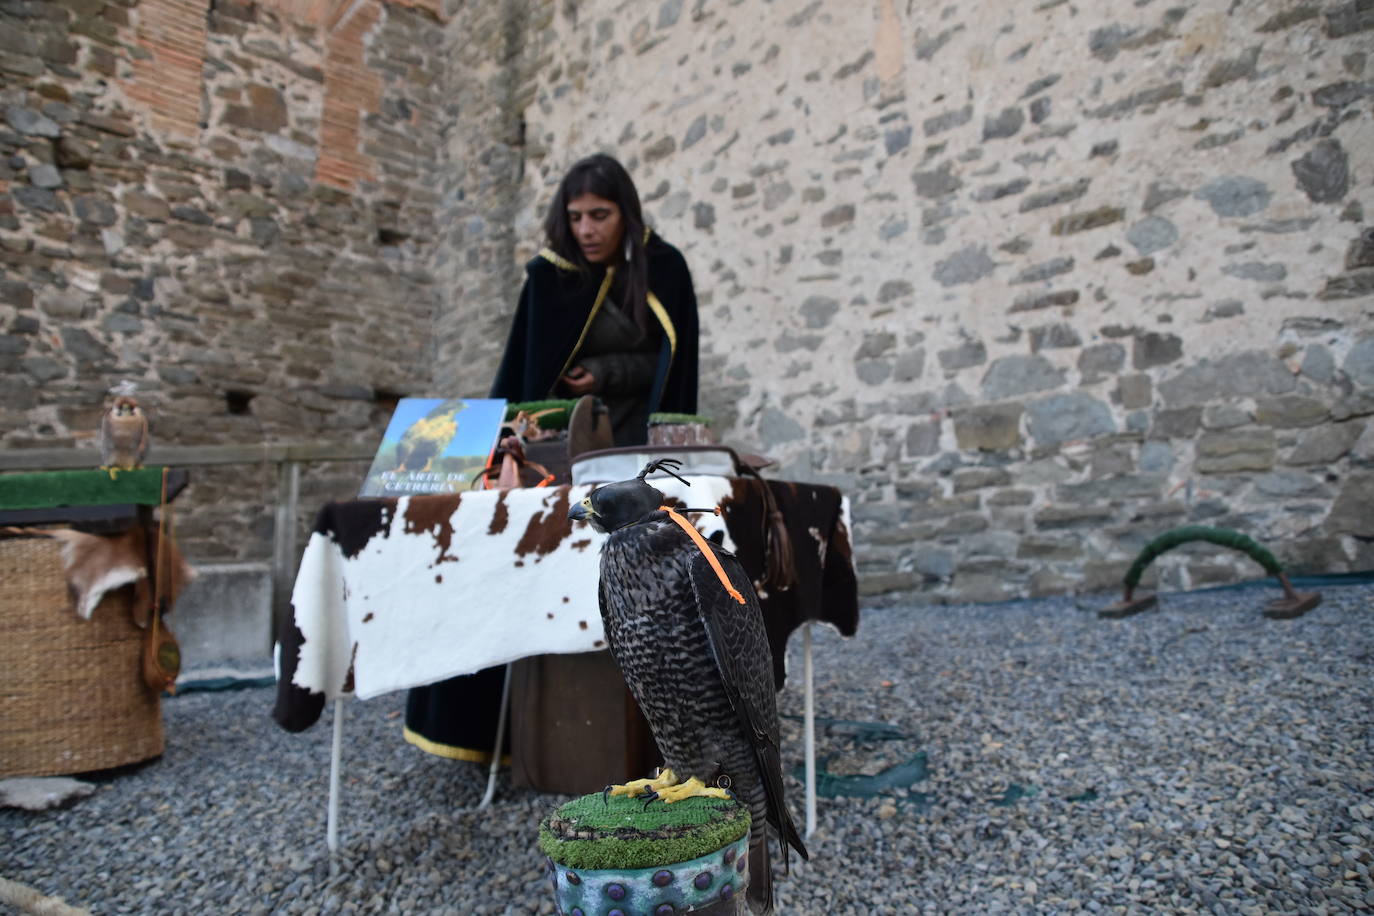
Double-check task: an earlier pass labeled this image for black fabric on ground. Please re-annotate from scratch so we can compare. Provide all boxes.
[403,664,510,762]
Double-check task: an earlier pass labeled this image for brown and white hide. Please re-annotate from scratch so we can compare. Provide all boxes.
[273,476,857,734]
[28,527,194,623]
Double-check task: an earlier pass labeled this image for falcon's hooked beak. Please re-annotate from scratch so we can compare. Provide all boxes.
[568,495,599,530]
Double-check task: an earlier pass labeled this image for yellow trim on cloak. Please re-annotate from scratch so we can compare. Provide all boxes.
[538,247,576,270]
[539,229,677,397]
[553,266,617,387]
[403,725,511,764]
[646,292,676,360]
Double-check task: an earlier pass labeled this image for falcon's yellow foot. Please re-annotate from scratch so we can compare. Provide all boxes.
[602,768,733,807]
[604,767,681,803]
[101,465,120,480]
[653,776,731,804]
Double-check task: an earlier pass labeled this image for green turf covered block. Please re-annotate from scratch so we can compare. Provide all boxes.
[505,400,577,430]
[648,412,712,427]
[539,792,751,914]
[0,467,175,511]
[540,792,749,870]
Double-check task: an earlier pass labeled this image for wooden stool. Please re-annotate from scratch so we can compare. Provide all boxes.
[540,792,751,915]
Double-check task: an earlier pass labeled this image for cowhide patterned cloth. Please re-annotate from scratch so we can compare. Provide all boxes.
[273,476,856,733]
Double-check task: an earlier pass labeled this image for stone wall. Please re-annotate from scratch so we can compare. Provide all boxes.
[0,0,448,558]
[442,0,1374,602]
[2,0,1372,604]
[431,0,546,395]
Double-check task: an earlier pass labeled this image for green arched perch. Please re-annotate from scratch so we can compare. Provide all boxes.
[1100,525,1320,620]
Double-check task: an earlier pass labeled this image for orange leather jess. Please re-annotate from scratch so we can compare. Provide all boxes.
[659,505,746,605]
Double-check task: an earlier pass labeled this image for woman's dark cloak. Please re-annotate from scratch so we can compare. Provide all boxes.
[489,232,699,414]
[403,232,699,763]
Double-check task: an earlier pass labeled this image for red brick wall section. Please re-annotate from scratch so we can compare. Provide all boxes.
[383,0,442,18]
[257,0,443,27]
[120,0,440,191]
[316,0,384,191]
[260,0,341,25]
[124,0,211,139]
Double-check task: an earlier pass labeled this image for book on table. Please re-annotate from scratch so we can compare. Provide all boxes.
[359,398,507,497]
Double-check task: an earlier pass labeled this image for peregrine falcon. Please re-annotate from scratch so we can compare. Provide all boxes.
[568,458,807,913]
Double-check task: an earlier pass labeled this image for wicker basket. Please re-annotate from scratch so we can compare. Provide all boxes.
[0,536,164,778]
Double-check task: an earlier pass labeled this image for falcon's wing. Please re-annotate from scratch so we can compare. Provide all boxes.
[689,542,808,862]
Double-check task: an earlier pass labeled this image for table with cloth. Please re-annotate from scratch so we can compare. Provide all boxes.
[271,474,858,844]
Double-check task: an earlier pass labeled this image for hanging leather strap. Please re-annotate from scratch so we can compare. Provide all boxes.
[732,461,796,592]
[142,467,181,693]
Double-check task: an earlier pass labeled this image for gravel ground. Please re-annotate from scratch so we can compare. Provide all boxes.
[3,580,1371,915]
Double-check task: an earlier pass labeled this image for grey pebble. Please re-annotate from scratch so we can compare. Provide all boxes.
[1,582,1370,913]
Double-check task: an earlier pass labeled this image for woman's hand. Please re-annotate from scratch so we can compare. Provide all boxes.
[561,365,598,396]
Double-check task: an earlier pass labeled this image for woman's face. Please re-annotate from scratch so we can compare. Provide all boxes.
[567,192,624,265]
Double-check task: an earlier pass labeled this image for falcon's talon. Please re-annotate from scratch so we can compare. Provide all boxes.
[603,768,680,803]
[654,776,732,804]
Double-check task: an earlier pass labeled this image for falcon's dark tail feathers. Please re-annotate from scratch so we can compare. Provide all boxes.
[777,801,809,870]
[759,741,809,867]
[746,736,808,913]
[748,843,773,915]
[748,817,810,915]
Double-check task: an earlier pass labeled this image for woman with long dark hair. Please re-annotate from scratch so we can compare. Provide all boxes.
[404,154,700,776]
[490,152,700,444]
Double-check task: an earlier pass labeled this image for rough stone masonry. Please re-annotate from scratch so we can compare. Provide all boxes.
[1,0,1371,603]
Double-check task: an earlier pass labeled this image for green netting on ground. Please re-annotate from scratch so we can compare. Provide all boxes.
[781,715,908,742]
[0,467,172,510]
[539,791,749,870]
[170,675,276,695]
[991,783,1041,806]
[794,752,931,800]
[784,719,1099,811]
[1180,570,1374,591]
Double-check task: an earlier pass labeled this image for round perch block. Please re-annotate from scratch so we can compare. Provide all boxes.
[539,792,751,915]
[647,412,716,446]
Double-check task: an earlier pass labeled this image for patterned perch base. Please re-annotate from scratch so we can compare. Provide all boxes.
[1100,525,1321,620]
[539,792,751,915]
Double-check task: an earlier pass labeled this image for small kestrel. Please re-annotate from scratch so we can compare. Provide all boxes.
[99,382,149,478]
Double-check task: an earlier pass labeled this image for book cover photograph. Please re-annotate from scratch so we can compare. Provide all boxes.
[359,397,507,497]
